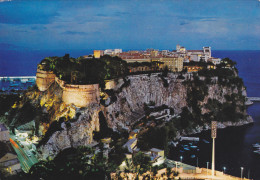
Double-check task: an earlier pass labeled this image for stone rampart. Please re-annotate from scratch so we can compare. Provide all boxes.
[36,70,100,107]
[36,70,56,91]
[62,84,100,107]
[55,77,99,107]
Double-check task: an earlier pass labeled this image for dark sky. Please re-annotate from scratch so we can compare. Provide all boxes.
[0,0,260,51]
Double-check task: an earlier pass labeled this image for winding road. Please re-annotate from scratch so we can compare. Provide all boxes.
[9,136,38,173]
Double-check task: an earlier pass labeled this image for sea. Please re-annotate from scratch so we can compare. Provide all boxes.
[0,49,260,179]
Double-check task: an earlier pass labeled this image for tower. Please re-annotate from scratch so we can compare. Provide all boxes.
[176,44,181,52]
[203,47,211,57]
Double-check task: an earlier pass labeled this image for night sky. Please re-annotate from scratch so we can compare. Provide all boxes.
[0,0,260,51]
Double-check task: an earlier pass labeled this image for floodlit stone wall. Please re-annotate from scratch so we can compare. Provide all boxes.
[62,84,99,107]
[55,77,100,107]
[36,70,100,107]
[36,70,56,91]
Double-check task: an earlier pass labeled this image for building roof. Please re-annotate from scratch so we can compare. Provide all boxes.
[129,132,136,137]
[0,123,8,131]
[124,138,137,147]
[209,57,221,60]
[0,153,17,163]
[133,129,140,133]
[0,142,9,158]
[150,148,163,152]
[0,142,16,159]
[187,50,203,52]
[123,138,137,153]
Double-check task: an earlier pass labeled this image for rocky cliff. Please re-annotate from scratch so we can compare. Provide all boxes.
[9,72,253,159]
[103,73,252,131]
[103,73,187,130]
[9,82,101,159]
[38,104,100,159]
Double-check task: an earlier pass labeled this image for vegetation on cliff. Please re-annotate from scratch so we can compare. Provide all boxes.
[0,86,44,134]
[38,54,129,86]
[185,58,246,125]
[0,94,21,117]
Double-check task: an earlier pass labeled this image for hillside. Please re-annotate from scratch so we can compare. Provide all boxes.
[1,57,253,159]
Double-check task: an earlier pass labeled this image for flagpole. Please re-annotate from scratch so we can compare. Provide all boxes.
[211,121,217,177]
[212,137,215,176]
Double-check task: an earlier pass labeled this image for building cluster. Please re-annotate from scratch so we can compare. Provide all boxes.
[93,49,122,58]
[0,123,21,175]
[92,45,221,73]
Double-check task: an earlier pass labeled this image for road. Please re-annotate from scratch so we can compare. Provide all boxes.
[165,159,196,170]
[9,136,38,173]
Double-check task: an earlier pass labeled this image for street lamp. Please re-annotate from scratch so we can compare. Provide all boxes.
[180,156,183,163]
[223,167,226,174]
[241,167,244,180]
[206,162,209,176]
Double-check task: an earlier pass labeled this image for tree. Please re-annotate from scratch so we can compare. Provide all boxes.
[179,107,193,129]
[25,146,109,180]
[133,152,151,175]
[166,167,172,178]
[162,65,169,77]
[221,58,237,67]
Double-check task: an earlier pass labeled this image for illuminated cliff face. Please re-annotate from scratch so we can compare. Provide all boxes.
[32,71,251,159]
[38,104,101,160]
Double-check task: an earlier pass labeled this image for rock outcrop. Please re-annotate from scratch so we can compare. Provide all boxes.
[38,104,100,159]
[103,73,187,130]
[103,73,251,131]
[16,72,252,158]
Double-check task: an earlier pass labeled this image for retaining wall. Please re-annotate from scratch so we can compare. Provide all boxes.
[36,70,56,91]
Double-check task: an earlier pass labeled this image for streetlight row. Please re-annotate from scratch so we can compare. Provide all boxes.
[178,156,247,179]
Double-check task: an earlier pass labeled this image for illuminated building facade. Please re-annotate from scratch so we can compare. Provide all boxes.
[152,57,183,72]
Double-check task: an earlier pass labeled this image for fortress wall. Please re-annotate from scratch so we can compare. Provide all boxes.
[37,70,100,107]
[62,84,100,107]
[36,70,56,91]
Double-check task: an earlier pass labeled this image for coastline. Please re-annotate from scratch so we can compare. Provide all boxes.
[176,115,254,139]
